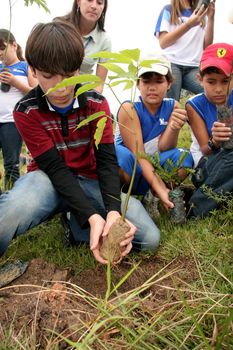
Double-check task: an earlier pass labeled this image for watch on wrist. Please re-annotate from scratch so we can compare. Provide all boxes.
[207,137,219,151]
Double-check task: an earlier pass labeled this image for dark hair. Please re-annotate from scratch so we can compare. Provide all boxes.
[199,66,226,77]
[138,71,174,84]
[55,0,108,31]
[0,28,25,61]
[25,21,84,75]
[0,28,16,49]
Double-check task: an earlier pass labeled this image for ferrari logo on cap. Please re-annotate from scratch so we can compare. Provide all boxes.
[217,48,227,58]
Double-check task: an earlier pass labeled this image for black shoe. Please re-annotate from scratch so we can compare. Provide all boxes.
[60,213,76,247]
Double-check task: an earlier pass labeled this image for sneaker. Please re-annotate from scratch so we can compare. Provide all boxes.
[60,212,76,247]
[142,189,160,219]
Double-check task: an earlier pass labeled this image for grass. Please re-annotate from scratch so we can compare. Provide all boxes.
[0,123,233,349]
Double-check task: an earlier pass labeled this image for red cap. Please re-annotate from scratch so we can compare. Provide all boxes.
[200,43,233,77]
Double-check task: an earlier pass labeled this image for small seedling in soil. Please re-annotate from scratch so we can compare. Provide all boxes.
[139,151,194,224]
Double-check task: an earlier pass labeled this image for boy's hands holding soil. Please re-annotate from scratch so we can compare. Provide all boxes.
[89,211,136,265]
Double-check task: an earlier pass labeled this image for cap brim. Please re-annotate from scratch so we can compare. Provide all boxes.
[139,64,169,77]
[200,61,232,77]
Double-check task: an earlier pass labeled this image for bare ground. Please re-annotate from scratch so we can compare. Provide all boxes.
[0,255,198,348]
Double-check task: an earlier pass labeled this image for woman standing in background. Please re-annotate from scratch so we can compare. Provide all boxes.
[154,0,215,101]
[55,0,111,93]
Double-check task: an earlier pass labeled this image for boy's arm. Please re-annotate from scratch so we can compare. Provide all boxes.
[95,143,121,213]
[186,103,216,155]
[34,147,99,227]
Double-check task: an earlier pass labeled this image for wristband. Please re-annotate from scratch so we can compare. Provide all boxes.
[207,136,220,151]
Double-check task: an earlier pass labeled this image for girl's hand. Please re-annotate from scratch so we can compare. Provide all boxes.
[186,6,208,28]
[169,108,187,131]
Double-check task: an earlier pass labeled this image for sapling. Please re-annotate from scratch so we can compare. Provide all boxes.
[139,151,194,224]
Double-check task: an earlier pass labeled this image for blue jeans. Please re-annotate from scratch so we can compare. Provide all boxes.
[167,63,203,101]
[0,122,23,189]
[0,170,160,256]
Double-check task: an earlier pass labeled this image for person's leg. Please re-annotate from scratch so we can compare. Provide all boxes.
[183,66,203,95]
[69,176,107,242]
[0,170,62,256]
[167,63,182,101]
[0,122,23,189]
[189,149,233,217]
[159,148,194,170]
[115,144,149,195]
[122,193,160,251]
[69,176,160,251]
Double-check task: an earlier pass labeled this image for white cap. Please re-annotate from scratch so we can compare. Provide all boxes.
[139,53,172,77]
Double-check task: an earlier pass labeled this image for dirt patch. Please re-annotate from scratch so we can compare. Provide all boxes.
[0,256,198,348]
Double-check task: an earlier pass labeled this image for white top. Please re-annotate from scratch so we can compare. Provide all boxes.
[155,6,207,66]
[0,61,28,123]
[81,24,112,74]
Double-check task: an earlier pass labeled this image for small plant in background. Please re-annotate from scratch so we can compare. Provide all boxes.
[139,150,195,224]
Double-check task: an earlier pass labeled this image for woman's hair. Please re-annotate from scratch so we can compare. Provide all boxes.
[25,21,84,75]
[170,0,199,24]
[55,0,108,31]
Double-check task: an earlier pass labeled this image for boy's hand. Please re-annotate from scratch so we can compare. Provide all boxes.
[212,121,232,143]
[156,187,174,210]
[104,211,136,260]
[89,213,108,264]
[169,108,187,131]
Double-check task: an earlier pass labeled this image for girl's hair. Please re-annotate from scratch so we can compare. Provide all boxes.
[0,29,25,61]
[137,71,174,84]
[25,21,84,75]
[0,29,16,49]
[55,0,108,31]
[170,0,199,24]
[16,44,25,61]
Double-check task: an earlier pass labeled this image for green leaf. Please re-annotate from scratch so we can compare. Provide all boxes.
[88,51,133,64]
[120,48,140,62]
[46,75,101,95]
[99,63,127,75]
[76,111,106,129]
[23,0,50,13]
[94,117,107,149]
[75,82,101,97]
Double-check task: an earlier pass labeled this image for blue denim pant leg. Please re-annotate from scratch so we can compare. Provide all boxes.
[0,170,62,256]
[69,177,160,251]
[183,66,203,95]
[0,122,23,188]
[121,193,160,251]
[69,176,107,243]
[167,64,203,101]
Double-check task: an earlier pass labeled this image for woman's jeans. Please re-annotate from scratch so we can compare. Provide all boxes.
[167,63,203,101]
[0,122,23,189]
[0,170,160,256]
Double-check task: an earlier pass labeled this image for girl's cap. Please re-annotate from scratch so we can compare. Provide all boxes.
[139,53,172,77]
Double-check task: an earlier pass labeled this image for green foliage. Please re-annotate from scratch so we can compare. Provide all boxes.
[139,150,194,189]
[23,0,50,13]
